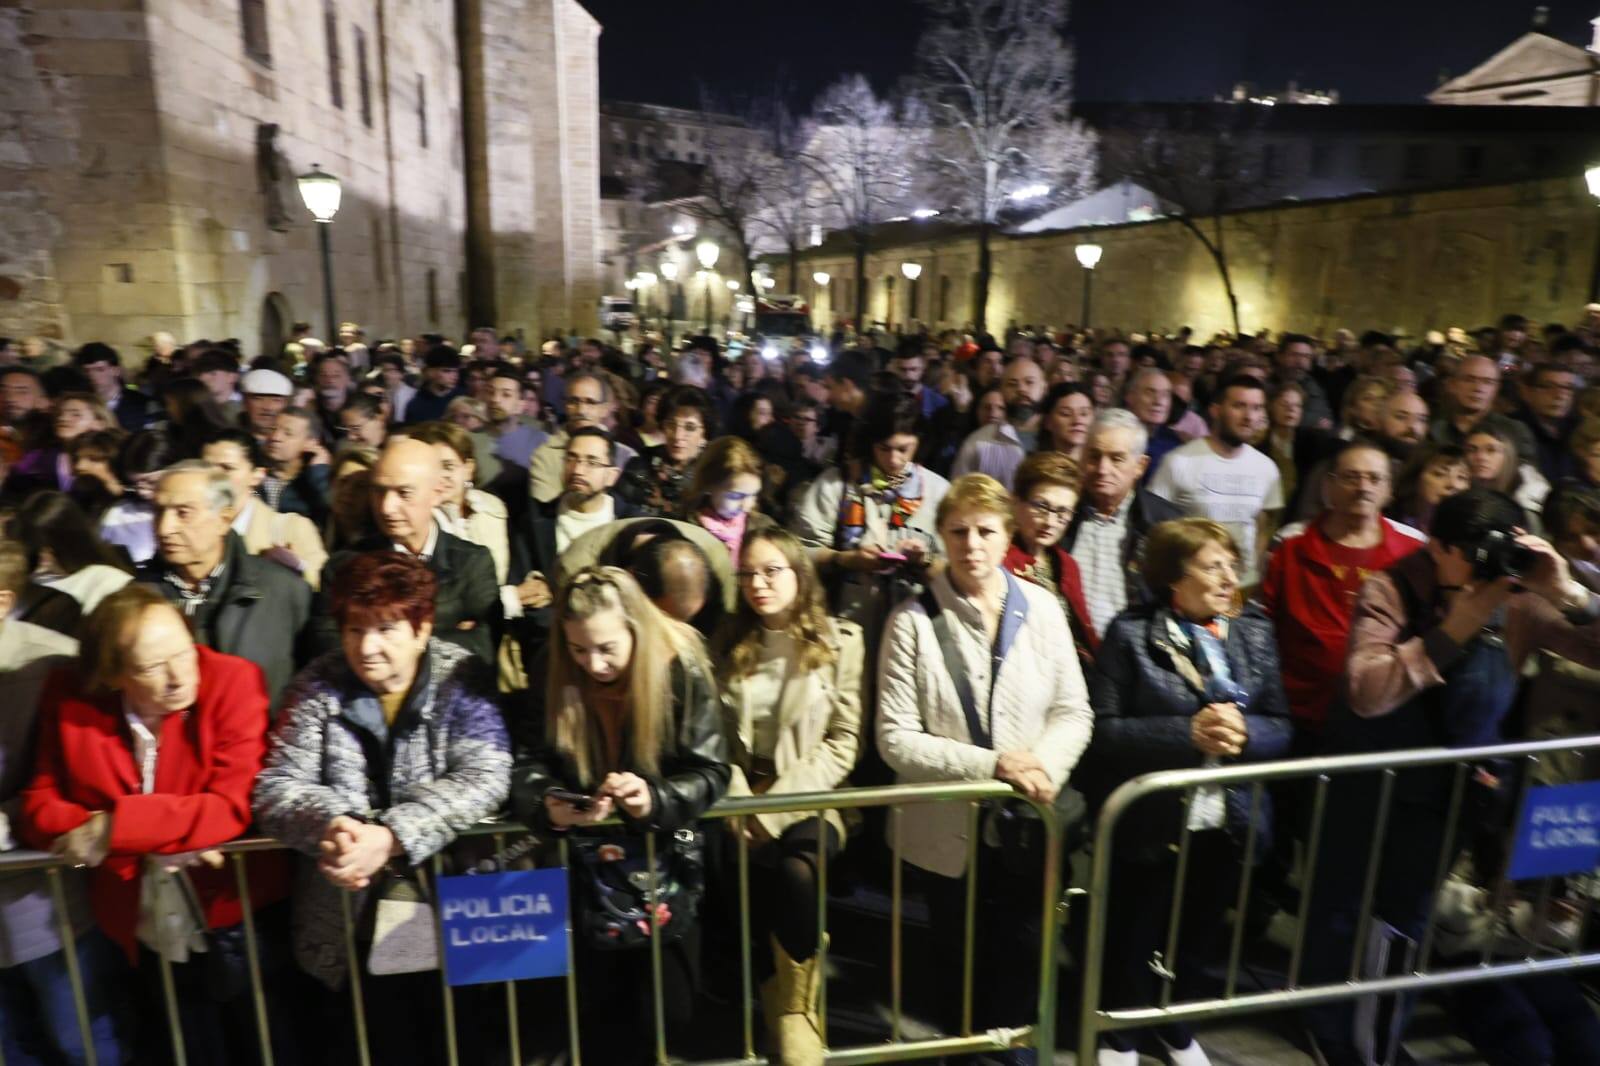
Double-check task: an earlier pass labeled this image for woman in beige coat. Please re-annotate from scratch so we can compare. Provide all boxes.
[714,527,864,1066]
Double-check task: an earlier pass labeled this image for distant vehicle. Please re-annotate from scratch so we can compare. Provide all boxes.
[599,296,636,332]
[753,295,829,364]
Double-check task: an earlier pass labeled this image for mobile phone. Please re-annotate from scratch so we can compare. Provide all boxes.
[546,788,595,811]
[876,551,908,564]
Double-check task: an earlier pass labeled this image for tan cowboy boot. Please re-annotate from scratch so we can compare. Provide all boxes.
[764,933,825,1066]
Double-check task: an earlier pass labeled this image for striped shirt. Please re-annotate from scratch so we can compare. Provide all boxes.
[1070,493,1134,637]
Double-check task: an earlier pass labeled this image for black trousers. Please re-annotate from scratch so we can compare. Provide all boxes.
[573,924,701,1065]
[746,818,843,967]
[1098,832,1240,1053]
[918,839,1056,1034]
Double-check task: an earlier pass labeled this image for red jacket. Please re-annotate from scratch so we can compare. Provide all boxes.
[21,646,288,959]
[1003,542,1101,661]
[1260,515,1426,732]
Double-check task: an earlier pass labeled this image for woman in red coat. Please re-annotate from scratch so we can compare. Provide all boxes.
[22,584,291,1065]
[1004,452,1100,667]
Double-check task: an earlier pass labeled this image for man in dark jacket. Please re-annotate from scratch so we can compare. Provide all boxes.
[138,461,312,710]
[317,438,499,663]
[73,342,153,431]
[1064,409,1183,636]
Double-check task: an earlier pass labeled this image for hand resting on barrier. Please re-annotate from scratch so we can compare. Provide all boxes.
[996,750,1058,804]
[318,814,402,890]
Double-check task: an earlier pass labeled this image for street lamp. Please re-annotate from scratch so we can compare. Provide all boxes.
[901,262,923,326]
[1075,243,1103,329]
[659,260,680,343]
[696,242,719,333]
[297,164,342,341]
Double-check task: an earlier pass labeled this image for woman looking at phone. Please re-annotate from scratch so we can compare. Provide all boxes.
[511,567,730,1064]
[715,528,865,1066]
[794,391,949,650]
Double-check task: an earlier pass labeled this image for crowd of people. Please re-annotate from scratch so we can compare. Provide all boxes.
[2,310,1600,1066]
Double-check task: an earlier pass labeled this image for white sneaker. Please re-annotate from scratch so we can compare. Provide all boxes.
[1096,1048,1139,1066]
[1160,1037,1213,1066]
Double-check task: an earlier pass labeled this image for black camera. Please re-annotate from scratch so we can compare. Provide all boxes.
[1469,529,1538,581]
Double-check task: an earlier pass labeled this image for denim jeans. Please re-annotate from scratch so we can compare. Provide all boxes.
[0,931,128,1066]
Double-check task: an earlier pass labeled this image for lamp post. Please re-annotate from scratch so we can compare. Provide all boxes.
[1586,165,1600,301]
[635,271,657,334]
[900,262,923,328]
[696,240,719,334]
[1075,243,1103,329]
[659,259,679,345]
[297,164,343,341]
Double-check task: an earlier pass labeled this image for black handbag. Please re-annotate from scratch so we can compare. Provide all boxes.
[569,827,705,950]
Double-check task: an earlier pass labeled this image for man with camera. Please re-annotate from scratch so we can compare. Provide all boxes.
[1301,487,1600,1066]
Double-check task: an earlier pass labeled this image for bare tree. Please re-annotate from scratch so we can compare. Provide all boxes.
[672,112,769,300]
[747,100,817,293]
[1102,104,1278,336]
[802,74,930,331]
[913,0,1097,332]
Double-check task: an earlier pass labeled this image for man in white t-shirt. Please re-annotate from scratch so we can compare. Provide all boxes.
[1148,374,1282,586]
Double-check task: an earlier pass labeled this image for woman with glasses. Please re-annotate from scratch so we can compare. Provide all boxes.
[1003,452,1098,667]
[714,528,864,1066]
[511,567,729,1065]
[678,436,774,568]
[1082,518,1290,1066]
[619,386,714,517]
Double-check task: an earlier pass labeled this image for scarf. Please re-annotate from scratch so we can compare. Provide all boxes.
[699,508,750,568]
[834,464,925,551]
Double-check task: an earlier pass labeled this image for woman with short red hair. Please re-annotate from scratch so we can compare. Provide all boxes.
[253,551,510,1064]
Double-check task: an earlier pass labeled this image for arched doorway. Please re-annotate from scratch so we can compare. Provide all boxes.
[258,292,292,361]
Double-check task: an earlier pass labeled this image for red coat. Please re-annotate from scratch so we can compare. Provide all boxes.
[1003,542,1100,660]
[21,646,288,959]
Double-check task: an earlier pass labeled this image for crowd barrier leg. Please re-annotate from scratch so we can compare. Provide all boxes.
[816,812,829,1053]
[1349,768,1397,981]
[156,942,185,1066]
[425,857,460,1066]
[1157,793,1197,1007]
[339,888,372,1066]
[1415,763,1468,967]
[889,806,903,1045]
[46,866,98,1066]
[494,832,522,1066]
[1286,773,1330,989]
[960,801,979,1038]
[230,852,274,1066]
[1223,783,1265,999]
[737,815,755,1062]
[558,837,582,1066]
[644,831,667,1065]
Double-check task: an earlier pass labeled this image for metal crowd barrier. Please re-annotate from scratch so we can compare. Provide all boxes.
[1,779,1063,1066]
[1076,735,1600,1064]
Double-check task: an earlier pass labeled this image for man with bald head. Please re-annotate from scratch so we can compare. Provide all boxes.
[951,355,1046,489]
[317,438,500,662]
[1428,354,1535,465]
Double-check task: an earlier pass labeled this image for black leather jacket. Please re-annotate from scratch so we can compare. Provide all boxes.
[511,657,730,835]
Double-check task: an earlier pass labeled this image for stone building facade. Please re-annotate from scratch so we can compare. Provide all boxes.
[1,0,601,361]
[781,177,1600,341]
[1429,19,1600,106]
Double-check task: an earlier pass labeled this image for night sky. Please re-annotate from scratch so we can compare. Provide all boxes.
[577,0,1600,109]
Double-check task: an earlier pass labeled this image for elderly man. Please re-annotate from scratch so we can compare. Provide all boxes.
[319,438,500,663]
[136,460,311,709]
[240,367,294,443]
[950,355,1046,490]
[201,428,329,588]
[1428,354,1535,465]
[1063,409,1182,636]
[528,370,636,504]
[1122,367,1183,474]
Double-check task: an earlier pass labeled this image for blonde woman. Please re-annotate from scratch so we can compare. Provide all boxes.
[512,567,729,1065]
[714,527,863,1066]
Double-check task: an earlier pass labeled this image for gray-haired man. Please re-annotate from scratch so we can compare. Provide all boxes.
[136,460,311,709]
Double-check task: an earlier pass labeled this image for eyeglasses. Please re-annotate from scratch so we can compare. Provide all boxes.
[566,396,605,408]
[1025,498,1074,522]
[717,490,759,504]
[1332,470,1388,486]
[663,420,704,434]
[735,564,792,586]
[563,453,613,470]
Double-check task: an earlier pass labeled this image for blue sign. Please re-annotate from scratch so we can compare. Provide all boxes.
[1508,781,1600,881]
[437,868,569,986]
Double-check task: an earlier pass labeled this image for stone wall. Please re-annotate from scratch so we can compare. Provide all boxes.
[2,0,599,361]
[791,177,1600,339]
